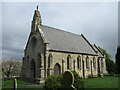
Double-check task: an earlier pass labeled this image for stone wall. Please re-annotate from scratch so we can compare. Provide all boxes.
[46,51,99,78]
[21,31,45,81]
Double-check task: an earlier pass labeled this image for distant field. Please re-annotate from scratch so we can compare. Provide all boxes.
[2,76,119,90]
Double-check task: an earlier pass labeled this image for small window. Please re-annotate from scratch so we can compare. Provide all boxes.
[38,54,42,68]
[48,53,53,68]
[86,56,89,69]
[31,37,37,50]
[67,57,70,69]
[77,56,81,69]
[93,57,96,68]
[101,59,104,68]
[67,55,71,69]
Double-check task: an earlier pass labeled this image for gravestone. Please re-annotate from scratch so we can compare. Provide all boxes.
[61,71,76,90]
[13,79,17,90]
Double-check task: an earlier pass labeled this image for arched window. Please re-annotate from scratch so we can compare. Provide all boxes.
[101,59,104,73]
[48,53,53,68]
[31,37,37,52]
[62,59,65,73]
[101,59,104,68]
[38,54,42,78]
[86,56,89,69]
[54,63,61,75]
[77,56,81,69]
[93,57,96,68]
[67,55,71,69]
[38,54,42,68]
[47,53,53,76]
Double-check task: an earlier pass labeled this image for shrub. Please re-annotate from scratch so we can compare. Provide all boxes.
[71,70,84,90]
[115,74,120,77]
[44,71,84,90]
[109,72,115,76]
[43,74,62,90]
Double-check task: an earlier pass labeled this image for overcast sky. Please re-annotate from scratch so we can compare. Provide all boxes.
[2,2,118,61]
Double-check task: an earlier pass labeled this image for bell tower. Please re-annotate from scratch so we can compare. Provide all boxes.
[31,6,42,32]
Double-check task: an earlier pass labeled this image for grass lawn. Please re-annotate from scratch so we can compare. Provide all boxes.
[84,76,119,88]
[2,76,119,90]
[2,79,44,90]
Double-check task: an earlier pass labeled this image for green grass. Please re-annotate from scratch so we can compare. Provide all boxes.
[84,76,119,88]
[2,76,119,89]
[2,79,44,89]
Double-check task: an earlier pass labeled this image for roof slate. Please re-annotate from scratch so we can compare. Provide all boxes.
[41,25,97,55]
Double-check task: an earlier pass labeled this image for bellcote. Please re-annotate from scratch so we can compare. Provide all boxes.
[31,6,42,32]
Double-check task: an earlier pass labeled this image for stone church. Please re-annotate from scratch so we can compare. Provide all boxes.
[21,6,108,82]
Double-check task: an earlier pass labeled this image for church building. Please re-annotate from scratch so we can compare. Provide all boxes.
[21,6,108,83]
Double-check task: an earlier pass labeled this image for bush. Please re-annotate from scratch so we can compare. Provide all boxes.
[43,74,62,90]
[109,72,115,76]
[44,71,84,90]
[114,74,120,77]
[71,70,84,90]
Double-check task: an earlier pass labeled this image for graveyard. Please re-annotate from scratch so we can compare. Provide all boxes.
[2,76,119,89]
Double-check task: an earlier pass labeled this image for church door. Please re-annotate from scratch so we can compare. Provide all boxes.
[54,63,61,75]
[30,59,36,79]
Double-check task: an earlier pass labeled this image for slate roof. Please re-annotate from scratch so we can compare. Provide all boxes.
[40,25,97,55]
[92,44,104,57]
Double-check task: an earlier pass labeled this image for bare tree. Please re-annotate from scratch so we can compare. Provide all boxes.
[2,58,22,78]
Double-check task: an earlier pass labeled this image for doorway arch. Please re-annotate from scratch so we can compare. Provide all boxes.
[54,63,61,75]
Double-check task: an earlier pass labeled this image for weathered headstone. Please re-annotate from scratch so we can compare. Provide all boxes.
[61,71,76,90]
[13,78,17,90]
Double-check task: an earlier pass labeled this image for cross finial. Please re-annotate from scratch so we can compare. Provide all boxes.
[36,5,38,10]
